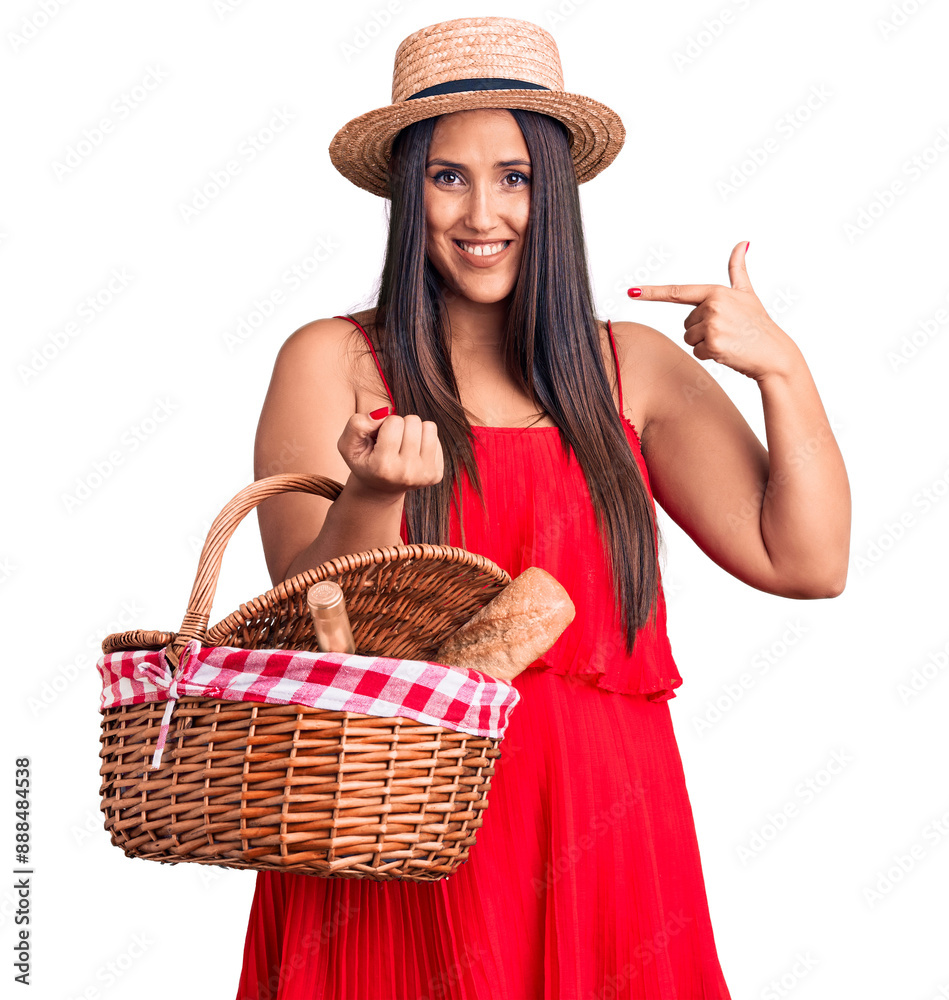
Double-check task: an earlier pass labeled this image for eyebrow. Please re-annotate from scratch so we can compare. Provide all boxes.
[426,158,531,169]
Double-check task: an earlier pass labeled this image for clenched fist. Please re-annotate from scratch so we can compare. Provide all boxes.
[337,410,444,498]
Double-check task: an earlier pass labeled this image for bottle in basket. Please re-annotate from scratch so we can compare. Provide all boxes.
[307,580,356,654]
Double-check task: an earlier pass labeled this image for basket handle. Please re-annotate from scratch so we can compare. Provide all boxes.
[164,473,344,667]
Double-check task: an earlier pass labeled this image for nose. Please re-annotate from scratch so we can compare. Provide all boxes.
[462,179,500,234]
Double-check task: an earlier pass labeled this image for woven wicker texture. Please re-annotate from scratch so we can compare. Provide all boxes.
[99,473,515,881]
[328,16,625,198]
[390,19,565,102]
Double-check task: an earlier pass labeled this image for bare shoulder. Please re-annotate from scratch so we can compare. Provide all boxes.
[271,311,376,383]
[271,309,390,413]
[605,320,696,444]
[280,316,360,362]
[256,317,364,467]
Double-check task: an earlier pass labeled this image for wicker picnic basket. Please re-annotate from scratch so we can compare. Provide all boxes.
[98,473,517,882]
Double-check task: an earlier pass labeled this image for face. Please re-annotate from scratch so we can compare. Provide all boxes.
[423,109,531,306]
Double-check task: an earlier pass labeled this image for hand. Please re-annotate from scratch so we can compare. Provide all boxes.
[629,242,801,381]
[337,411,444,499]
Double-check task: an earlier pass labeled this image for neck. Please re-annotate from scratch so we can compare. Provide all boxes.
[441,291,511,351]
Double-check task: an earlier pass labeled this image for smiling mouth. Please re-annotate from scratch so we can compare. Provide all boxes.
[453,240,511,257]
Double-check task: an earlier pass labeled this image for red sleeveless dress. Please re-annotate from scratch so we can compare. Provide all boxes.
[234,317,732,1000]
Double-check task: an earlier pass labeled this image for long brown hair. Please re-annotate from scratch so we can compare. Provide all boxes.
[363,108,660,654]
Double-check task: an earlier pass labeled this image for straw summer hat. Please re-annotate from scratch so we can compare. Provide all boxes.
[328,16,625,198]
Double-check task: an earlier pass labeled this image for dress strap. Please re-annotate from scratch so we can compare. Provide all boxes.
[333,314,396,412]
[605,319,625,419]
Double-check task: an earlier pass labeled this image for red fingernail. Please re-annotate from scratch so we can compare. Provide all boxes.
[745,241,750,253]
[369,406,391,419]
[628,288,642,298]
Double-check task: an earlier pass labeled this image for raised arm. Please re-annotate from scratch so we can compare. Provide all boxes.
[620,243,851,599]
[254,317,443,587]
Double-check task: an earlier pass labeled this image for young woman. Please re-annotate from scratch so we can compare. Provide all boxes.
[236,17,850,1000]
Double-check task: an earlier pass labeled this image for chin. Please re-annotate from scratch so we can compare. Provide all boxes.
[436,266,518,305]
[455,281,516,304]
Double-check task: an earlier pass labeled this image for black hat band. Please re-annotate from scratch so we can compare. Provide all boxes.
[408,78,551,100]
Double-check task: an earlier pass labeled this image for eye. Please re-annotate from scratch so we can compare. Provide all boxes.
[432,169,462,186]
[504,171,531,187]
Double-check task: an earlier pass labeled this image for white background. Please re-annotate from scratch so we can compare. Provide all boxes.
[3,0,948,997]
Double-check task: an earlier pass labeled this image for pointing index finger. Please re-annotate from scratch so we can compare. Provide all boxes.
[628,284,717,305]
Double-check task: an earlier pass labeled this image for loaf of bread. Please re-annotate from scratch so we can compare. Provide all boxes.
[434,566,575,683]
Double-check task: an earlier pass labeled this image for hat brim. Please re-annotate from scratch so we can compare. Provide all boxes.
[328,89,625,198]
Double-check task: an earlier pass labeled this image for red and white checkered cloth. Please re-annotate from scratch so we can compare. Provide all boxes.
[97,638,521,770]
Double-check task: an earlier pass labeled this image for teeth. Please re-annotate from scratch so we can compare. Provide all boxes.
[457,240,509,257]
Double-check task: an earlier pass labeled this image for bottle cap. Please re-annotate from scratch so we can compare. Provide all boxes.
[307,581,345,619]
